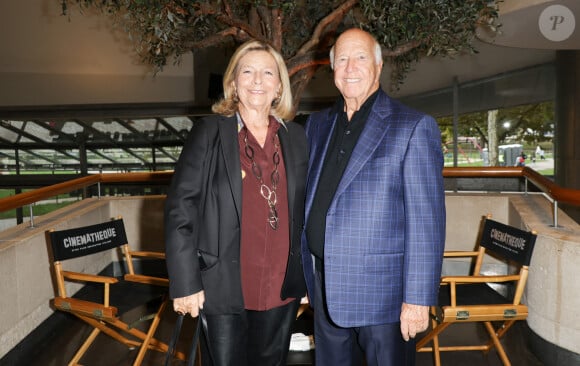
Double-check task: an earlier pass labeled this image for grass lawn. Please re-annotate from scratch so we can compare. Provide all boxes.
[536,168,554,176]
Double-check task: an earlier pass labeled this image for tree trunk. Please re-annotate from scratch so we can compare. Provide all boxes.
[487,109,499,166]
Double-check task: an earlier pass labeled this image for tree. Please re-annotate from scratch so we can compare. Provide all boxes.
[61,0,500,112]
[438,101,555,165]
[439,102,554,146]
[487,109,498,165]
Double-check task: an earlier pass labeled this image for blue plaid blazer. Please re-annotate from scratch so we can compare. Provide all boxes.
[301,89,446,327]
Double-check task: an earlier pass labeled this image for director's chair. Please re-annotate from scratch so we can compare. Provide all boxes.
[416,216,537,366]
[47,217,185,365]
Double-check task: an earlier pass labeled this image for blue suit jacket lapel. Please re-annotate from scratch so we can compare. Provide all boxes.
[335,91,392,197]
[305,109,337,219]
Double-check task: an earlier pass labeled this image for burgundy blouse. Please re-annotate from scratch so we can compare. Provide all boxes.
[238,118,293,310]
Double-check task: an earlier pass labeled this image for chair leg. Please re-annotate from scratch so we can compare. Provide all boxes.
[431,317,442,366]
[74,309,187,364]
[79,315,142,348]
[416,322,451,350]
[486,319,516,351]
[69,327,100,366]
[108,316,187,360]
[484,321,511,366]
[132,297,168,366]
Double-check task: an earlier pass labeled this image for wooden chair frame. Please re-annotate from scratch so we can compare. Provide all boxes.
[47,217,185,366]
[416,216,537,366]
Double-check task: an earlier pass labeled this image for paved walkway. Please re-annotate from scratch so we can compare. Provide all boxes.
[526,158,554,173]
[0,218,17,231]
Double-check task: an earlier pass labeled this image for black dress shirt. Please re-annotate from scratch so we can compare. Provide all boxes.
[306,91,379,268]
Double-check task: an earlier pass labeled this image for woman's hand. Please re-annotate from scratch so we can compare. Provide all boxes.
[173,290,205,318]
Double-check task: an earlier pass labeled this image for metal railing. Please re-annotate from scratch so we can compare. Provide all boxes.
[442,167,580,227]
[0,168,578,228]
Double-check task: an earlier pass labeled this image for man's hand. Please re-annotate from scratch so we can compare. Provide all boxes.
[400,302,429,341]
[173,290,205,318]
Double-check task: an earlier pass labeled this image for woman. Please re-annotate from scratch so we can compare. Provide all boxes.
[164,40,308,366]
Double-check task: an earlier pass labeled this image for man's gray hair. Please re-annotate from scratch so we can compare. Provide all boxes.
[329,39,383,70]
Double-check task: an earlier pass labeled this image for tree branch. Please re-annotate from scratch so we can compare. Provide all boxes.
[222,0,233,18]
[290,66,320,114]
[256,6,271,39]
[192,28,249,49]
[296,0,358,56]
[383,39,423,57]
[215,14,261,41]
[195,2,263,42]
[271,8,282,50]
[287,51,330,77]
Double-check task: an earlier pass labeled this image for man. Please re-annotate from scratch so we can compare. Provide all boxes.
[301,28,446,365]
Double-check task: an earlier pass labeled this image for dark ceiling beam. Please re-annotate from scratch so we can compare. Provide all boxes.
[0,102,211,120]
[0,110,198,172]
[155,117,188,142]
[72,119,150,166]
[114,118,177,162]
[0,147,35,167]
[19,149,63,166]
[30,120,120,165]
[0,134,15,148]
[0,121,79,161]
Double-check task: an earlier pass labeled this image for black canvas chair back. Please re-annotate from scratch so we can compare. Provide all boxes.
[416,216,537,366]
[49,218,127,262]
[480,218,536,267]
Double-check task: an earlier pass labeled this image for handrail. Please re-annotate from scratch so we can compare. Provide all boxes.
[444,167,580,227]
[0,172,173,213]
[442,167,580,206]
[0,168,578,227]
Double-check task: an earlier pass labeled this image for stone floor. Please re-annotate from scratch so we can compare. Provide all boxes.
[0,259,544,366]
[4,295,543,366]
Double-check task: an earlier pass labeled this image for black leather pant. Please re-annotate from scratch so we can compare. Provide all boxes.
[200,299,300,366]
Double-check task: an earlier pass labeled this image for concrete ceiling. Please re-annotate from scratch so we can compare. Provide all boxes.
[481,0,579,50]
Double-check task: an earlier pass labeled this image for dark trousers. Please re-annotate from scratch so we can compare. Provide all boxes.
[200,299,300,366]
[313,270,416,366]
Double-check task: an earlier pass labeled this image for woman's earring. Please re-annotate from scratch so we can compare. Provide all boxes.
[233,89,239,103]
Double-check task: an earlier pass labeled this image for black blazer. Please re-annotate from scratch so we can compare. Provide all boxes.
[164,114,308,314]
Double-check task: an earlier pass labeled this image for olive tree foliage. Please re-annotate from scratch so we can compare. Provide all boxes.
[61,0,501,110]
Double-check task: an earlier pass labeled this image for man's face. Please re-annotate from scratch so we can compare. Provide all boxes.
[332,30,382,105]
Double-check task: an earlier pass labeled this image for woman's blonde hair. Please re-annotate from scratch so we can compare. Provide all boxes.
[212,40,293,120]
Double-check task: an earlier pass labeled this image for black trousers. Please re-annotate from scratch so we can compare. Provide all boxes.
[200,299,300,366]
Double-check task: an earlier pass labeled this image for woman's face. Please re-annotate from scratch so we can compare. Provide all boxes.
[233,50,281,113]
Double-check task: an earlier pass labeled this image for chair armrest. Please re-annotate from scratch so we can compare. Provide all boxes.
[125,274,169,287]
[53,296,118,320]
[61,270,119,284]
[443,251,479,258]
[129,250,166,260]
[441,274,521,284]
[441,304,528,322]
